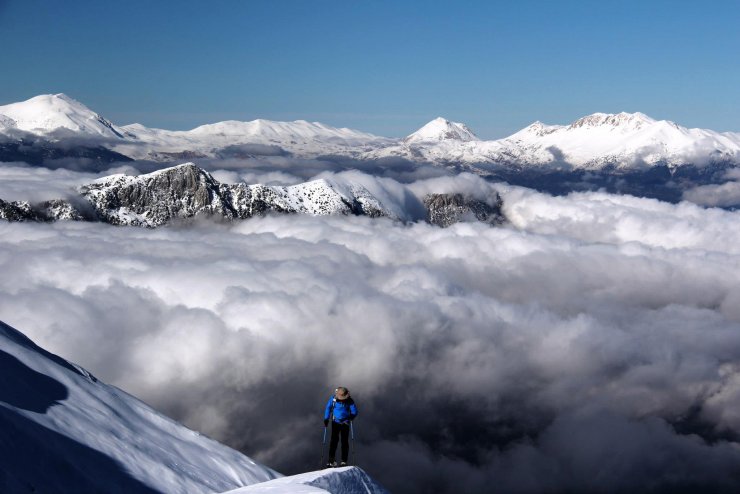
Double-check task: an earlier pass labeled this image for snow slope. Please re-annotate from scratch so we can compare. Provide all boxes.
[0,93,124,139]
[0,319,279,493]
[221,467,389,494]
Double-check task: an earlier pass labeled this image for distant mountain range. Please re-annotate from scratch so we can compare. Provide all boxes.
[2,93,740,201]
[375,112,740,170]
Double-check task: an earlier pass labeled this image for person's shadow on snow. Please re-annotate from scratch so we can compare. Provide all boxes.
[0,349,68,413]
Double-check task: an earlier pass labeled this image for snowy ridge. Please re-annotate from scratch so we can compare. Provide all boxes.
[80,163,397,226]
[507,121,563,139]
[188,119,378,144]
[116,119,391,161]
[222,466,389,494]
[0,319,279,493]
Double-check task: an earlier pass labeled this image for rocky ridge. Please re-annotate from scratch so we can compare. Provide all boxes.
[79,163,395,226]
[0,198,89,222]
[0,163,504,228]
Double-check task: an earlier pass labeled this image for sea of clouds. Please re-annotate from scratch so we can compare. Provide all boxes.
[2,164,740,493]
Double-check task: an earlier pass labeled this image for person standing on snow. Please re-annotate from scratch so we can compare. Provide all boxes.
[323,386,358,467]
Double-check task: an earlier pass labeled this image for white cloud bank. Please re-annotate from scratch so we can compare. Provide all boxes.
[2,176,740,492]
[683,169,740,208]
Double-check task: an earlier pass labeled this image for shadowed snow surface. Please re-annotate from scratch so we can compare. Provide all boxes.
[0,320,279,493]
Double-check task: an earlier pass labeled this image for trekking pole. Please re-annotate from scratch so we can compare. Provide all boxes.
[319,426,327,469]
[350,421,356,466]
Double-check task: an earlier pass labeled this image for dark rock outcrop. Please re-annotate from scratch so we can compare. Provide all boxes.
[424,192,505,227]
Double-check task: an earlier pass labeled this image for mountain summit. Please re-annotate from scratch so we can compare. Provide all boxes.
[568,111,657,131]
[404,117,479,143]
[0,93,123,138]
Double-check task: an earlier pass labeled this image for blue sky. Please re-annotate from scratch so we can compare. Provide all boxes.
[1,0,738,138]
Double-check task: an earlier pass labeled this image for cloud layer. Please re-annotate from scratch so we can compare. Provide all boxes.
[684,169,740,208]
[2,175,740,492]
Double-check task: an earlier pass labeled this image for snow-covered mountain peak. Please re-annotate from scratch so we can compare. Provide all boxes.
[91,162,208,186]
[508,120,563,140]
[405,117,479,144]
[568,111,657,130]
[51,93,79,104]
[0,93,123,138]
[142,161,207,178]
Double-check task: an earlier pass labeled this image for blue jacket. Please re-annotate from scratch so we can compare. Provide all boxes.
[324,395,358,423]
